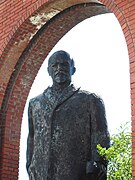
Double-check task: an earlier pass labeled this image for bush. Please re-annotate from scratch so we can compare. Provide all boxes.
[97,123,132,180]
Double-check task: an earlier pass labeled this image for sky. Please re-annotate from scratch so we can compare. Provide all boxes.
[19,13,131,179]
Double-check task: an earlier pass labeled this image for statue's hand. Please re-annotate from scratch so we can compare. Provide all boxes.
[86,161,99,174]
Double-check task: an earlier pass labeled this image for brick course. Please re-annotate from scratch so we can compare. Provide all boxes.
[0,0,135,179]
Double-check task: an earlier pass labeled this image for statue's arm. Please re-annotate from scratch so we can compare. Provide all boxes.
[92,94,110,151]
[26,101,34,172]
[87,94,110,178]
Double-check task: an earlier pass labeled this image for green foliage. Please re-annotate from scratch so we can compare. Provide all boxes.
[97,123,132,180]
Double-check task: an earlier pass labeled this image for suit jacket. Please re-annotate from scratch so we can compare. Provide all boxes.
[26,84,110,180]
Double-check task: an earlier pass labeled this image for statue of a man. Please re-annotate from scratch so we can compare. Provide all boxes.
[26,50,110,180]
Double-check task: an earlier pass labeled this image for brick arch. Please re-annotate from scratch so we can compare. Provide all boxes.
[1,0,100,107]
[0,0,135,179]
[1,0,92,55]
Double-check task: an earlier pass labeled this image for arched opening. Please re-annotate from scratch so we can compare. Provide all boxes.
[1,0,134,179]
[19,13,131,179]
[1,3,113,179]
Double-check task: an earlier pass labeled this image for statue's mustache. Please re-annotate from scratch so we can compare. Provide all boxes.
[55,71,67,76]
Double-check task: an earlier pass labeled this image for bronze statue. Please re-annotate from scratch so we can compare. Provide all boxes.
[26,50,110,180]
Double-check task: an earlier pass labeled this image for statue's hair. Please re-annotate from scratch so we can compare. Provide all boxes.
[48,50,72,63]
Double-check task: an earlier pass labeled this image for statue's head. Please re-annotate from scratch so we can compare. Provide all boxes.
[48,50,76,85]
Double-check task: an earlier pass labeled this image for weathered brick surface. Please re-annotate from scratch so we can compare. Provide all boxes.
[0,0,48,55]
[0,0,135,179]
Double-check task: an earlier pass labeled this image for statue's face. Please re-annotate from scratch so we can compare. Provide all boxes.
[48,56,72,85]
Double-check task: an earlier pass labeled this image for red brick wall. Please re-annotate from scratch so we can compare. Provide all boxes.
[0,0,135,179]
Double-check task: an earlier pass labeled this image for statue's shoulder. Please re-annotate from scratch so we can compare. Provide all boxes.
[78,89,90,95]
[78,89,104,103]
[78,89,96,98]
[29,93,44,104]
[29,86,51,105]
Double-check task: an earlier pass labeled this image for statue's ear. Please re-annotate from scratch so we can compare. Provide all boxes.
[72,67,76,75]
[47,67,51,76]
[70,58,76,75]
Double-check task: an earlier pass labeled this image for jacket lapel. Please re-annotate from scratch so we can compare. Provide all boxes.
[43,84,80,116]
[56,84,80,108]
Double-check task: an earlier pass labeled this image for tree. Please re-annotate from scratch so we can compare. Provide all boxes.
[97,123,132,180]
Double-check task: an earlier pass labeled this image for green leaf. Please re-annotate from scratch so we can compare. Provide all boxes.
[97,122,131,179]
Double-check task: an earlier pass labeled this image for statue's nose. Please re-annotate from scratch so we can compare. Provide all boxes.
[57,64,62,71]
